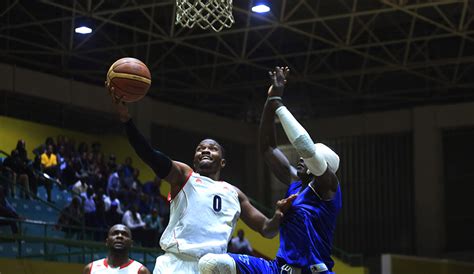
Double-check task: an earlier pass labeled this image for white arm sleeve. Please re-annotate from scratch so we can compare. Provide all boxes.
[276,106,339,176]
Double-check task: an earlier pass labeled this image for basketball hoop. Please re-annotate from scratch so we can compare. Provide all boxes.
[175,0,234,32]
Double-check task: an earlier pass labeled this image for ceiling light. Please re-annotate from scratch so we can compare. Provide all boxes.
[75,26,92,34]
[251,4,270,13]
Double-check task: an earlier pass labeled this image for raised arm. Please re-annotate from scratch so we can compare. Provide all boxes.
[235,187,296,239]
[268,67,340,200]
[106,83,192,191]
[259,67,298,185]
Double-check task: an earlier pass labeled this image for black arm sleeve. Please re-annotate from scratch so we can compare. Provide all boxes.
[124,119,172,179]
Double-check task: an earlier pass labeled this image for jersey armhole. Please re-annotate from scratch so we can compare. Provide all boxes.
[169,170,193,201]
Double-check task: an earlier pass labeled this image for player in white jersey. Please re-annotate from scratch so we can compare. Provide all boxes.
[83,224,151,274]
[107,84,295,273]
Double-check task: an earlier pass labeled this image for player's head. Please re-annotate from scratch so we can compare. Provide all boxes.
[193,139,226,176]
[106,224,133,253]
[296,157,313,183]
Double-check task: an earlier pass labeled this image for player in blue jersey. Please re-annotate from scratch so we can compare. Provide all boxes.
[198,67,341,274]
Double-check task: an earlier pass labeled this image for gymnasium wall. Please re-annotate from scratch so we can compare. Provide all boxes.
[381,254,474,274]
[0,115,156,184]
[3,62,474,259]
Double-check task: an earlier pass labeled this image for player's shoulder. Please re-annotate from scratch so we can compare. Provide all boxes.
[82,262,92,274]
[86,258,107,273]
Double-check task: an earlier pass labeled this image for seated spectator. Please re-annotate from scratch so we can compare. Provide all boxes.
[107,154,117,174]
[105,201,122,228]
[81,187,96,226]
[61,157,78,187]
[122,204,145,230]
[104,189,123,214]
[91,194,107,241]
[144,208,163,233]
[131,168,141,191]
[122,204,145,245]
[72,175,88,195]
[142,176,162,199]
[137,193,151,216]
[106,169,120,196]
[229,229,253,255]
[40,145,58,178]
[56,196,83,239]
[121,157,135,188]
[143,208,163,248]
[0,186,20,234]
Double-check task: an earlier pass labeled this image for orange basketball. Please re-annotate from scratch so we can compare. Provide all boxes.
[106,57,151,102]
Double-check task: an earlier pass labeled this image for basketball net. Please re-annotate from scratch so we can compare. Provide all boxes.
[175,0,234,32]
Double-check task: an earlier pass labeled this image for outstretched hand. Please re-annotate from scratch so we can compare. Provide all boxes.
[268,66,290,97]
[105,81,131,122]
[274,193,297,218]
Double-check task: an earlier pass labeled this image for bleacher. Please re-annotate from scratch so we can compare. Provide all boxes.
[0,184,160,270]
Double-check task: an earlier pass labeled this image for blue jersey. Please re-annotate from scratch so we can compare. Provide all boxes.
[276,180,342,271]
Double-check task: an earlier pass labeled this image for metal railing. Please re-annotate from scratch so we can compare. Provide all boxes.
[0,217,163,265]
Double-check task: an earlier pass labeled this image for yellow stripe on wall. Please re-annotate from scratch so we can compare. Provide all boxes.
[0,258,83,274]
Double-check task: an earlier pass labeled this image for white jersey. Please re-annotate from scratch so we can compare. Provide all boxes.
[160,172,241,258]
[90,258,144,274]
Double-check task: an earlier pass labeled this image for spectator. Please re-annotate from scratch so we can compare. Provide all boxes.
[107,154,117,174]
[92,194,107,241]
[56,196,83,239]
[143,208,163,248]
[41,145,58,178]
[107,169,120,196]
[131,168,141,191]
[137,193,151,216]
[3,150,31,199]
[144,208,163,232]
[142,176,161,198]
[104,189,123,214]
[122,204,146,246]
[31,155,53,202]
[81,187,96,226]
[0,186,20,234]
[229,229,253,255]
[72,175,88,195]
[61,157,77,187]
[122,157,134,178]
[1,150,17,197]
[105,201,122,228]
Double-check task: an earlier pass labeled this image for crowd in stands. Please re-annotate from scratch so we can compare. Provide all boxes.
[0,136,169,248]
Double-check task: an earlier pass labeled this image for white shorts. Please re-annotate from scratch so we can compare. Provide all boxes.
[153,252,199,274]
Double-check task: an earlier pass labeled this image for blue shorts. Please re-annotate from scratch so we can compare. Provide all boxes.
[228,254,334,274]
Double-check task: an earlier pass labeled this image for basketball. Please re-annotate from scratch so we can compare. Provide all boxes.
[106,57,151,103]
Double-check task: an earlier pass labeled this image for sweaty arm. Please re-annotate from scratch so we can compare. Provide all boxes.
[259,97,299,185]
[124,119,191,189]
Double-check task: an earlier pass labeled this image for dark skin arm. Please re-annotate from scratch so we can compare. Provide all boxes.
[265,66,339,200]
[259,80,298,185]
[107,83,192,198]
[235,187,296,238]
[83,263,92,274]
[139,266,152,274]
